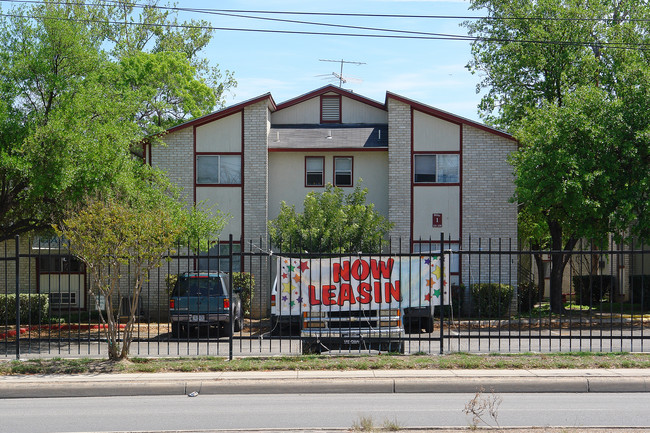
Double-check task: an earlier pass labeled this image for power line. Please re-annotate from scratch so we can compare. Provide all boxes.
[3,0,650,23]
[0,8,648,50]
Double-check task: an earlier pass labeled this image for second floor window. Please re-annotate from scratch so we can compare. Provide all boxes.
[196,155,241,185]
[334,156,353,186]
[305,156,324,186]
[414,154,459,184]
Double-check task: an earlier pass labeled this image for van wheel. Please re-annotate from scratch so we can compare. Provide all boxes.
[423,317,434,333]
[171,323,180,337]
[302,340,321,355]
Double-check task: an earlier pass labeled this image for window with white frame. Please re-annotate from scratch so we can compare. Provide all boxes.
[414,154,459,184]
[196,155,241,184]
[334,156,353,186]
[305,156,324,186]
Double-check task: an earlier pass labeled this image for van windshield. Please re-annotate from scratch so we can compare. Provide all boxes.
[172,276,224,297]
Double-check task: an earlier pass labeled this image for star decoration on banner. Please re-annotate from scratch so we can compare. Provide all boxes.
[426,278,435,288]
[434,289,442,297]
[424,258,431,265]
[282,273,287,279]
[293,274,301,283]
[282,295,288,302]
[282,282,292,293]
[287,264,295,272]
[424,293,432,302]
[298,261,309,272]
[289,301,295,307]
[431,265,442,280]
[297,296,303,303]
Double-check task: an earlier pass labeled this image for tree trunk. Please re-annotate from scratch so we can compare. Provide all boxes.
[547,219,578,314]
[533,251,545,300]
[548,220,566,314]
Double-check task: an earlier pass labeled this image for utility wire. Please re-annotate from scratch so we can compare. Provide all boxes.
[0,6,649,50]
[3,0,650,23]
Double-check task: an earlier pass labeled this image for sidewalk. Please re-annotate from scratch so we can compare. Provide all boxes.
[1,368,649,398]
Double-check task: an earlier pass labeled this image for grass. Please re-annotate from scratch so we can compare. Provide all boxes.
[1,352,649,375]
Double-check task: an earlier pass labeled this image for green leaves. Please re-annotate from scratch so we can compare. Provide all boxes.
[0,0,236,242]
[268,183,393,253]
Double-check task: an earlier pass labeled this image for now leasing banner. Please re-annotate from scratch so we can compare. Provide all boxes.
[276,255,451,315]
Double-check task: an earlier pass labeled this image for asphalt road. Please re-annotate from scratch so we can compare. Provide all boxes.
[1,393,649,432]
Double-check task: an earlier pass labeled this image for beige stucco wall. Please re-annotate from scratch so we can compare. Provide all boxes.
[195,112,242,152]
[196,187,242,239]
[413,110,460,152]
[412,186,460,241]
[268,151,389,220]
[341,98,387,124]
[271,98,320,124]
[271,93,387,125]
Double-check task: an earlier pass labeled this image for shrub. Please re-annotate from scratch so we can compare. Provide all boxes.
[470,283,514,318]
[232,272,254,316]
[517,281,541,313]
[449,284,467,317]
[629,276,650,310]
[0,294,49,324]
[572,275,614,306]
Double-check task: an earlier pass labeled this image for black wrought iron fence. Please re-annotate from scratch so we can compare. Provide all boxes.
[1,235,649,359]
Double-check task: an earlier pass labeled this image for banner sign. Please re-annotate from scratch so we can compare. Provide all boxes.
[276,255,450,314]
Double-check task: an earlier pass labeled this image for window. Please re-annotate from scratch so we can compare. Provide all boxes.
[39,255,85,273]
[414,154,459,184]
[321,95,341,123]
[305,156,324,186]
[196,155,241,185]
[198,243,242,273]
[334,157,353,186]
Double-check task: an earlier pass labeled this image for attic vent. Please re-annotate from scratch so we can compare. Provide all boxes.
[321,95,341,123]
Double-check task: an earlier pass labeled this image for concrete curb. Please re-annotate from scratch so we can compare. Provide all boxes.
[1,374,649,398]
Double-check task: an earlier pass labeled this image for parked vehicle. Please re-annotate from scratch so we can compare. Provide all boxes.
[169,272,242,337]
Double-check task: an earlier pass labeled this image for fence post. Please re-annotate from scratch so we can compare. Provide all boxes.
[439,233,444,355]
[228,234,233,361]
[15,235,20,360]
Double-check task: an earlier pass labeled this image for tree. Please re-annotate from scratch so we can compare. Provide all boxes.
[465,0,650,312]
[0,0,235,242]
[56,167,228,360]
[268,183,393,253]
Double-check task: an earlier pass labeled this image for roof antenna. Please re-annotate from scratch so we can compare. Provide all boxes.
[318,59,366,87]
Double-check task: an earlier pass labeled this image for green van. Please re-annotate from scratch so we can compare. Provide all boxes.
[169,272,242,337]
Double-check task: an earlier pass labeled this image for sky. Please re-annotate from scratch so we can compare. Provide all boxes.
[177,0,486,122]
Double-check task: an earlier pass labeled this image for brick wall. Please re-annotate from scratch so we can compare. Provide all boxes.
[152,128,194,206]
[243,101,270,316]
[387,98,412,252]
[461,125,518,284]
[0,237,37,293]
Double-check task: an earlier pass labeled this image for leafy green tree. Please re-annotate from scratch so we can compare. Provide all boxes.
[0,0,235,242]
[56,169,228,360]
[269,183,393,253]
[465,0,650,312]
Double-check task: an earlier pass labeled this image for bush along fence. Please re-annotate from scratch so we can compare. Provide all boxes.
[1,234,650,359]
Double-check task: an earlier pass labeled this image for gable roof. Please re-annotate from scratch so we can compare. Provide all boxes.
[385,92,515,141]
[275,84,386,111]
[165,93,276,134]
[161,85,514,142]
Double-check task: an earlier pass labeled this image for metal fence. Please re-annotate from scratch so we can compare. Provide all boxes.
[1,235,649,359]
